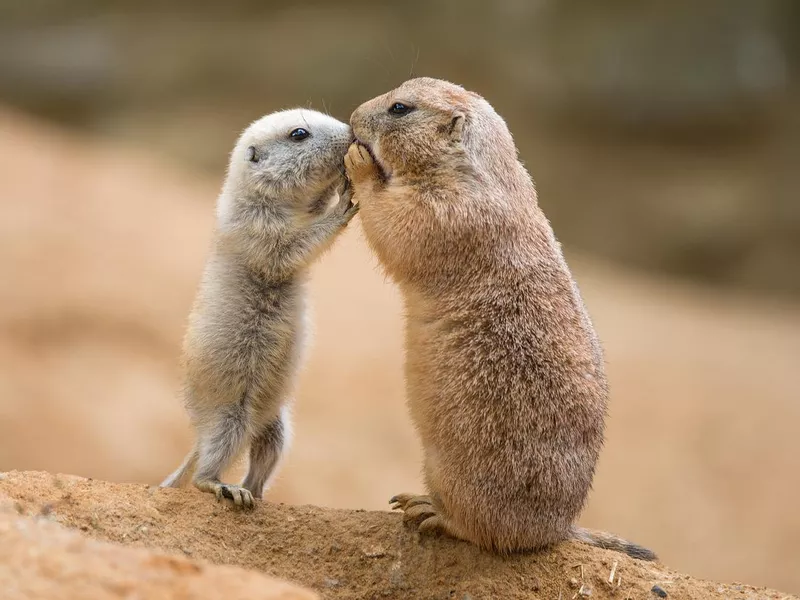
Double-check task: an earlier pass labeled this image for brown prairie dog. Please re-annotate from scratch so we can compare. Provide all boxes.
[161,109,357,509]
[344,78,655,559]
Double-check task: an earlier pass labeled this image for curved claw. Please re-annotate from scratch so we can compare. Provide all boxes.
[404,495,433,509]
[389,493,416,508]
[207,483,255,511]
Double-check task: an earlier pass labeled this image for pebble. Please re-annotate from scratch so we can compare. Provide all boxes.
[651,584,668,598]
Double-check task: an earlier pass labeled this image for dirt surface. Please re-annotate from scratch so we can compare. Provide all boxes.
[1,472,795,600]
[1,108,799,593]
[0,496,316,600]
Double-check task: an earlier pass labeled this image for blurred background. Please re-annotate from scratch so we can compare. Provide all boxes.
[1,0,798,594]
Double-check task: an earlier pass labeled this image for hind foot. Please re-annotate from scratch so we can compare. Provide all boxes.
[195,480,254,510]
[390,493,456,538]
[391,493,436,523]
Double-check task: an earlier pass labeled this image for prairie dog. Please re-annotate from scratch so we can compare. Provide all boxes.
[161,109,357,509]
[344,78,655,559]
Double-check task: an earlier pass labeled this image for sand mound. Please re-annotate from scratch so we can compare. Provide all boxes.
[0,495,316,600]
[0,471,794,600]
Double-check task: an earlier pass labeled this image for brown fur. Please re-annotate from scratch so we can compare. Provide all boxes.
[344,78,655,560]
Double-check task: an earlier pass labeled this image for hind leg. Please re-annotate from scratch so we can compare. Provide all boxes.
[192,405,254,510]
[241,406,291,499]
[160,447,199,488]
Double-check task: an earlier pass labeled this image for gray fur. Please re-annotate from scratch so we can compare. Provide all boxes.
[161,109,358,509]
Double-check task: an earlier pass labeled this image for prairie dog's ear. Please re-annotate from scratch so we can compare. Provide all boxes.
[449,112,465,142]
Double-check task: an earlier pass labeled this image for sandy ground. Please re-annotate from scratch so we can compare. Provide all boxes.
[1,108,799,593]
[0,491,317,600]
[2,471,797,600]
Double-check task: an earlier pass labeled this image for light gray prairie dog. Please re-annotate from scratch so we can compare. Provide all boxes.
[161,109,357,509]
[344,78,655,559]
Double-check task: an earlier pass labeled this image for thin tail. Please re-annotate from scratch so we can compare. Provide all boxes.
[570,526,657,561]
[160,447,199,488]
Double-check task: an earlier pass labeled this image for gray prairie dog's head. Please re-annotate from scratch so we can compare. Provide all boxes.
[350,77,524,188]
[220,109,352,222]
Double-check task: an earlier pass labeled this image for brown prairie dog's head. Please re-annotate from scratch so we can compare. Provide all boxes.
[219,109,352,225]
[350,77,523,186]
[348,78,539,288]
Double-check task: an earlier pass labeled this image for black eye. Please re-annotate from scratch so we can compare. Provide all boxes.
[246,145,259,162]
[388,102,413,116]
[290,128,310,141]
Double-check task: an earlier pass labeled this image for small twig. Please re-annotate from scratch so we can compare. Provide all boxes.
[608,560,618,584]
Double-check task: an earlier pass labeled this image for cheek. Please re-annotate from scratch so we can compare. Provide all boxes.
[307,145,339,175]
[383,132,424,166]
[261,151,310,188]
[288,150,315,175]
[355,112,389,144]
[296,146,343,188]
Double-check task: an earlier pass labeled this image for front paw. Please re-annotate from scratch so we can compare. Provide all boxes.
[332,181,360,225]
[344,143,379,184]
[341,197,360,224]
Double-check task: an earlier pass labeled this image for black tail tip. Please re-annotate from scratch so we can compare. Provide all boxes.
[625,543,658,561]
